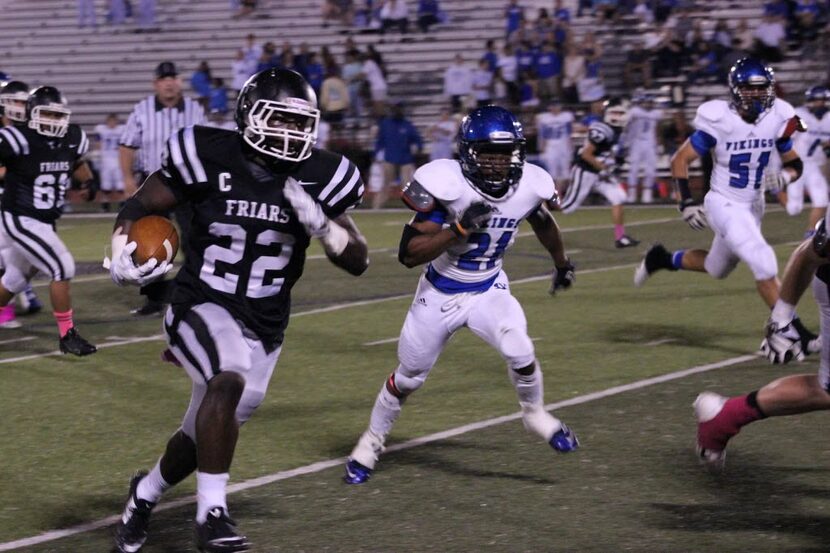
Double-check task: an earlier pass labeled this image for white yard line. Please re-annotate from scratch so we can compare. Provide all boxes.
[0,336,35,346]
[0,352,758,551]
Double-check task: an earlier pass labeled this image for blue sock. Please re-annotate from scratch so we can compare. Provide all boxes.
[671,250,685,270]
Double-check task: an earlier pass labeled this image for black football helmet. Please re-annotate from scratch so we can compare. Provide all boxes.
[0,80,30,123]
[235,68,320,162]
[27,86,71,137]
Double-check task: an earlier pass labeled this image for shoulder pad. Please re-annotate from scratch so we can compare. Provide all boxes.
[772,98,796,120]
[294,149,364,216]
[522,163,557,201]
[411,160,465,202]
[694,100,731,137]
[587,122,614,144]
[401,179,436,212]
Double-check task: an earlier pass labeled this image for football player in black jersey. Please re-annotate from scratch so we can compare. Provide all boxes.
[0,86,96,354]
[557,97,640,248]
[110,68,368,553]
[0,80,45,326]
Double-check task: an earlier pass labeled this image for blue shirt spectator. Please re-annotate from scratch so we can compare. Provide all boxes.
[305,55,325,94]
[553,0,570,21]
[764,0,789,17]
[504,0,523,38]
[375,109,423,165]
[482,39,499,72]
[516,45,537,74]
[190,62,212,99]
[535,48,561,79]
[417,0,442,32]
[209,78,229,113]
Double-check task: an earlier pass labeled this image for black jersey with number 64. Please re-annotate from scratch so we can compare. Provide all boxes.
[0,124,89,223]
[160,125,363,348]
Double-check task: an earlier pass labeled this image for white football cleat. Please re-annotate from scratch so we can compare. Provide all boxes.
[693,392,728,472]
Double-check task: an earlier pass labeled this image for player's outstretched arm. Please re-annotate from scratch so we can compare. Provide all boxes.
[326,214,369,276]
[527,204,574,293]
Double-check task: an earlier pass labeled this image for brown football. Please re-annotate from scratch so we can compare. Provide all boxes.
[127,215,180,265]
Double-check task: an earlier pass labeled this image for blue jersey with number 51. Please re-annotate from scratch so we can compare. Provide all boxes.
[689,98,799,202]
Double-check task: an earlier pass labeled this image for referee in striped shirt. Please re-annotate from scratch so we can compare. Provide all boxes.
[119,61,206,315]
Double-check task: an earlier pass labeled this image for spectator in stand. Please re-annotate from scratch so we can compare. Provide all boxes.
[321,46,339,75]
[734,19,753,51]
[561,43,585,104]
[720,37,748,82]
[380,0,409,35]
[535,8,554,37]
[232,50,254,93]
[362,51,388,117]
[208,78,228,114]
[753,11,786,62]
[578,32,604,103]
[593,0,619,24]
[322,0,355,27]
[354,0,383,31]
[516,39,537,77]
[242,33,263,67]
[366,44,387,77]
[519,70,540,111]
[633,0,654,24]
[624,40,652,90]
[78,0,97,28]
[256,42,279,73]
[688,42,719,83]
[472,58,494,108]
[443,54,473,113]
[293,43,310,78]
[427,107,457,160]
[417,0,441,32]
[137,0,156,31]
[794,0,823,44]
[652,27,685,78]
[305,52,325,94]
[764,0,789,18]
[497,43,520,106]
[504,0,524,40]
[481,39,499,73]
[535,40,561,102]
[553,0,570,22]
[551,14,569,48]
[342,49,365,122]
[233,0,257,18]
[190,61,212,107]
[654,0,676,23]
[712,20,733,59]
[320,67,350,124]
[108,0,127,25]
[373,101,422,209]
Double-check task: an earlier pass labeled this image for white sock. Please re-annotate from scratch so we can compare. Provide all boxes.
[368,385,403,438]
[136,461,170,504]
[508,362,543,405]
[196,472,229,524]
[770,300,796,325]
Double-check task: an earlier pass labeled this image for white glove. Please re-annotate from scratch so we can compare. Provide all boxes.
[760,319,804,364]
[283,178,330,237]
[762,169,794,194]
[283,178,350,255]
[109,241,173,287]
[679,200,708,231]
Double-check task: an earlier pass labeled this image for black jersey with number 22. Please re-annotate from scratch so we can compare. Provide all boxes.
[160,125,363,349]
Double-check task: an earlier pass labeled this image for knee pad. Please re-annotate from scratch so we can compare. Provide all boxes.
[1,265,28,294]
[236,389,266,426]
[391,364,429,395]
[746,242,778,281]
[499,328,535,370]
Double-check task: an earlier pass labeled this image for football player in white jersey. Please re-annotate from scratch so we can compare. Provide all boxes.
[535,100,574,192]
[625,93,663,204]
[693,205,830,471]
[93,113,125,211]
[634,58,820,352]
[558,97,640,248]
[343,106,579,485]
[778,86,830,235]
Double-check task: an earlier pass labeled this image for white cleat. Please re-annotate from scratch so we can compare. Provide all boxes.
[633,259,650,288]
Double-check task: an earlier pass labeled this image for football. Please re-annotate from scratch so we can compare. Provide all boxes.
[127,215,179,265]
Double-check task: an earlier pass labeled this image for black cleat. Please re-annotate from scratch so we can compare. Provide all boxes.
[114,471,155,553]
[59,328,97,356]
[633,243,675,287]
[615,234,640,249]
[130,301,164,317]
[195,507,252,552]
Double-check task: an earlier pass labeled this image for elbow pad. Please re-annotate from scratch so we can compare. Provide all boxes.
[782,157,804,182]
[398,224,422,265]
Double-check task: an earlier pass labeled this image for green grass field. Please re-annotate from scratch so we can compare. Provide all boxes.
[2,206,830,552]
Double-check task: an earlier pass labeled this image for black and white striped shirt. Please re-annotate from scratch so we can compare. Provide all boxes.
[119,95,206,174]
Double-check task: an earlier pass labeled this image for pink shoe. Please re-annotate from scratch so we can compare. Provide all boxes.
[0,304,21,329]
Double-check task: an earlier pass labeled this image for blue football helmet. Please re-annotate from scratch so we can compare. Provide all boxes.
[728,58,775,122]
[805,85,830,118]
[458,105,526,199]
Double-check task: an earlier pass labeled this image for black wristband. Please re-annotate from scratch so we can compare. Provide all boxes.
[673,177,692,202]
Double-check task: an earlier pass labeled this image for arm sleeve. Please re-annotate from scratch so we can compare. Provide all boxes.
[317,156,365,218]
[689,129,717,156]
[159,127,209,199]
[413,204,449,224]
[77,128,90,156]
